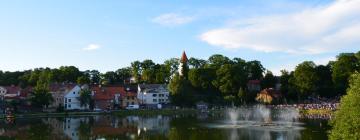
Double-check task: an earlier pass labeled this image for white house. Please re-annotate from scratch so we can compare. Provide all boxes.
[64,85,88,110]
[137,84,170,106]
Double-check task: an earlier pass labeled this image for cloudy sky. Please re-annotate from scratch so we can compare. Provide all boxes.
[0,0,359,75]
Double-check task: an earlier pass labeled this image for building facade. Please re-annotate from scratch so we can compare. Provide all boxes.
[64,85,87,110]
[137,84,170,106]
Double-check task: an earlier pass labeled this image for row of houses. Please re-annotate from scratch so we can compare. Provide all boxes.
[0,83,170,112]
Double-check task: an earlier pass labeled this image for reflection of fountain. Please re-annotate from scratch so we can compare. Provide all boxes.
[209,105,302,131]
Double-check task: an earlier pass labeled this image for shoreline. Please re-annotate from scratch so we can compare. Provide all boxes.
[0,108,334,120]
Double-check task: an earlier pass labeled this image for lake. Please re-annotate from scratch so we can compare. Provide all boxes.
[0,114,330,140]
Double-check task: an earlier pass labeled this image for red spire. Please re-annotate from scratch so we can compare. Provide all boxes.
[181,51,188,63]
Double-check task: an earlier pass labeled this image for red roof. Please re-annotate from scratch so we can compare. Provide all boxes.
[91,86,126,100]
[181,51,188,63]
[1,86,32,99]
[49,83,76,92]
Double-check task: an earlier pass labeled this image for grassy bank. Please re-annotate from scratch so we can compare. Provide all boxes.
[299,109,334,116]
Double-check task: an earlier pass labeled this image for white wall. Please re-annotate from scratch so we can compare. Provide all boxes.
[64,86,88,110]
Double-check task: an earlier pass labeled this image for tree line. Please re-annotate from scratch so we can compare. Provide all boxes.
[0,51,359,107]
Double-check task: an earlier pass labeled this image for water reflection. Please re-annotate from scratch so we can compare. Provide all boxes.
[0,115,329,140]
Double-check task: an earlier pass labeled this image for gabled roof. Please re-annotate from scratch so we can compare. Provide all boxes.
[91,85,126,100]
[49,83,77,93]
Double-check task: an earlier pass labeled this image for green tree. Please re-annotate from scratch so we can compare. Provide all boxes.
[332,53,360,95]
[330,73,360,139]
[131,61,142,83]
[78,89,92,109]
[246,60,265,80]
[315,65,335,97]
[77,76,91,85]
[116,67,132,83]
[207,54,231,68]
[293,61,319,98]
[188,57,207,69]
[168,74,195,106]
[261,70,276,89]
[30,71,53,108]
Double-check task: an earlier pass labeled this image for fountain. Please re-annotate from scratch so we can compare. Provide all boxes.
[207,105,303,131]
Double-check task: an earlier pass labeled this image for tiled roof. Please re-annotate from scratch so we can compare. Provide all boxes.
[91,86,126,100]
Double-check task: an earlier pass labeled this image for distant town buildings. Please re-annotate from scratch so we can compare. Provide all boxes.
[137,84,170,108]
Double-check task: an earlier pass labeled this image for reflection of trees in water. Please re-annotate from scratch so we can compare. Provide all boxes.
[228,129,301,140]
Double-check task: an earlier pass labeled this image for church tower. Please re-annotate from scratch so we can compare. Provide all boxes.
[178,51,188,77]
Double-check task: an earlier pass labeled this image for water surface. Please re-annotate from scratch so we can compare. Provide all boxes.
[0,114,329,140]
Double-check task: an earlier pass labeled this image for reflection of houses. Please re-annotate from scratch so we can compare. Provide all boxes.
[256,88,281,104]
[137,115,170,134]
[42,118,71,140]
[137,84,170,107]
[64,85,88,110]
[63,117,89,140]
[247,80,261,92]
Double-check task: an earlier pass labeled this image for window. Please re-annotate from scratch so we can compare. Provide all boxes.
[153,99,157,102]
[68,99,71,102]
[131,102,134,105]
[65,98,67,103]
[132,97,135,100]
[73,92,75,94]
[153,94,157,97]
[68,104,71,108]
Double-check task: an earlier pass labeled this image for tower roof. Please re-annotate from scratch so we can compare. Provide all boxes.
[181,51,188,63]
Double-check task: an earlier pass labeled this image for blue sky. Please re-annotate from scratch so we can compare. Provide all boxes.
[0,0,359,75]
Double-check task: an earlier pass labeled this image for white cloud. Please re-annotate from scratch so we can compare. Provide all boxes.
[83,44,101,51]
[152,13,194,26]
[200,0,360,54]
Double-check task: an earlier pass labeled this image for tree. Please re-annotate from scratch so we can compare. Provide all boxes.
[207,54,231,68]
[164,58,180,77]
[246,60,265,80]
[30,71,53,108]
[293,61,319,98]
[188,57,207,69]
[330,73,360,139]
[332,53,360,95]
[78,89,92,109]
[261,70,276,89]
[101,71,117,85]
[77,76,91,85]
[58,66,82,82]
[116,67,132,83]
[315,65,335,97]
[131,61,142,83]
[188,68,216,89]
[168,74,196,106]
